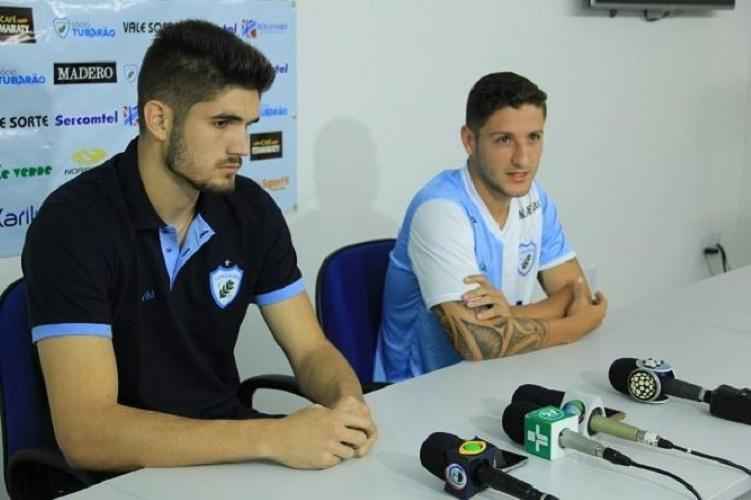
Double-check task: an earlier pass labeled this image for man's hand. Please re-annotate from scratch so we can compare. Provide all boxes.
[332,395,378,458]
[566,278,608,333]
[271,399,376,469]
[462,274,512,321]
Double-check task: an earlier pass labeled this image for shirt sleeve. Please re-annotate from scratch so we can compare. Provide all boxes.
[21,202,113,343]
[408,199,480,309]
[252,199,304,306]
[538,184,575,271]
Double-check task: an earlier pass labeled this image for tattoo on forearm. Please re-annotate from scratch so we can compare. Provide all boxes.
[491,317,549,356]
[434,307,549,360]
[462,321,503,359]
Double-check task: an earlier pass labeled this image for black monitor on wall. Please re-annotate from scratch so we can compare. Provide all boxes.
[590,0,734,10]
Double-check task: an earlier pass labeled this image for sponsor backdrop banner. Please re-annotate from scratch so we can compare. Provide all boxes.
[0,0,297,257]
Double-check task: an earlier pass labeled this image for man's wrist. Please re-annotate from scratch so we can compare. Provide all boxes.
[247,418,282,461]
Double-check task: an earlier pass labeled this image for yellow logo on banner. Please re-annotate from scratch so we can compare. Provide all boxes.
[261,176,289,191]
[72,148,107,167]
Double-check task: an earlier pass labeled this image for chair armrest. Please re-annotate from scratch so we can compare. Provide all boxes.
[7,447,97,499]
[238,374,307,409]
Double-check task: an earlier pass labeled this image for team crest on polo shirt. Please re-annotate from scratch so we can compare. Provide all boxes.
[518,241,537,277]
[209,263,244,309]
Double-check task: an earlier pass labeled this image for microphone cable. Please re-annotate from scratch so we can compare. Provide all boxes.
[603,449,702,500]
[657,438,751,476]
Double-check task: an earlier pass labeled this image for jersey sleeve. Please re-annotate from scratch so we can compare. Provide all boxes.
[22,202,113,343]
[251,199,304,306]
[538,184,576,270]
[408,199,480,308]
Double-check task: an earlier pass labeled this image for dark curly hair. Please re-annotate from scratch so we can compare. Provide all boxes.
[466,72,547,131]
[137,19,276,131]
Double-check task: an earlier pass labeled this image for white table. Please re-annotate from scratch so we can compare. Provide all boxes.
[66,267,751,500]
[59,482,143,499]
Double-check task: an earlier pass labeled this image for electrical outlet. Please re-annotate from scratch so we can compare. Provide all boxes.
[703,232,721,251]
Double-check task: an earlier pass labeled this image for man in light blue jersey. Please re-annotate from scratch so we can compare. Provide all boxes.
[374,72,608,382]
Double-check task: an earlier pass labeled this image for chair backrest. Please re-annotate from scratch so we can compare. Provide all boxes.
[315,239,395,385]
[0,278,58,488]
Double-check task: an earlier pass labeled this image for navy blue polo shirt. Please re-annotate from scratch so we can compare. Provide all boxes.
[22,138,303,419]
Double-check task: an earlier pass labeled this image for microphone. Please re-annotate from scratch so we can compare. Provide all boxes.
[610,358,751,425]
[502,402,704,500]
[609,357,710,404]
[512,384,662,446]
[419,432,558,500]
[514,384,751,477]
[502,401,628,463]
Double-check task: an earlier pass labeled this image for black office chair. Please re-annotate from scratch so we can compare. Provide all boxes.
[239,239,395,405]
[0,279,96,500]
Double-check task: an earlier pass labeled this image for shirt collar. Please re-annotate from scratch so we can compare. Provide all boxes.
[461,162,506,237]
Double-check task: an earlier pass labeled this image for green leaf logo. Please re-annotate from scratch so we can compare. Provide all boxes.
[219,280,235,299]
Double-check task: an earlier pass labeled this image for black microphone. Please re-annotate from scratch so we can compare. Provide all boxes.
[609,357,710,403]
[419,432,558,500]
[609,357,751,426]
[501,402,704,499]
[502,401,627,464]
[512,384,666,447]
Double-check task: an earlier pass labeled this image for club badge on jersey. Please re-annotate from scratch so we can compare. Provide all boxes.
[209,262,244,309]
[518,241,537,276]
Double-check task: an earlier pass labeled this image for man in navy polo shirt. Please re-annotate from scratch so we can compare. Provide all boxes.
[22,20,376,472]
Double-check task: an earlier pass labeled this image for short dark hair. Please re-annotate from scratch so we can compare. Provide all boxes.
[466,72,547,131]
[137,19,276,132]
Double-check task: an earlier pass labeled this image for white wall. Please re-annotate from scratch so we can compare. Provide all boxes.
[240,0,751,410]
[1,1,750,497]
[731,15,751,270]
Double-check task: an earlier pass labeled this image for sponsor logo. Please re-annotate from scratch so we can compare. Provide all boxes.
[458,440,487,456]
[444,464,467,491]
[0,115,49,129]
[55,110,118,127]
[209,263,244,309]
[260,105,289,118]
[518,200,540,219]
[518,241,537,277]
[0,205,37,228]
[0,164,52,181]
[527,425,549,453]
[0,7,35,43]
[0,68,45,85]
[223,19,288,39]
[65,147,107,176]
[53,18,116,39]
[274,63,289,75]
[537,406,566,421]
[250,131,282,161]
[122,105,139,127]
[123,64,138,83]
[261,176,289,191]
[72,148,107,167]
[53,62,117,84]
[122,21,174,34]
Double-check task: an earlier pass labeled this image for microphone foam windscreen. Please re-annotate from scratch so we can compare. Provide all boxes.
[512,384,564,407]
[419,432,462,480]
[608,358,639,394]
[502,400,541,445]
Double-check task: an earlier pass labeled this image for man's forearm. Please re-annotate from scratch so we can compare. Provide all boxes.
[294,342,363,406]
[60,404,281,471]
[435,304,593,361]
[510,284,571,320]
